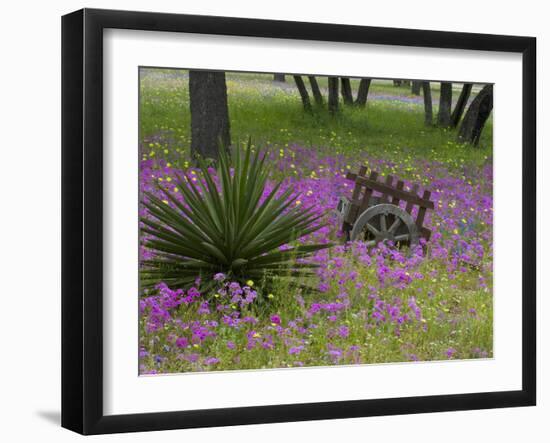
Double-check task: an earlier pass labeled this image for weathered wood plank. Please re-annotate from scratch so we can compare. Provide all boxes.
[346,166,368,224]
[405,184,420,213]
[352,177,433,209]
[380,175,394,203]
[391,180,404,206]
[359,171,378,214]
[346,165,366,182]
[416,190,432,228]
[421,227,431,241]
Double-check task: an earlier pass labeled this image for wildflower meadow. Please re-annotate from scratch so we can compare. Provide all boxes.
[138,70,493,374]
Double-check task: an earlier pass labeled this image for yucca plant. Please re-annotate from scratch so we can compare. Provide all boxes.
[140,142,331,296]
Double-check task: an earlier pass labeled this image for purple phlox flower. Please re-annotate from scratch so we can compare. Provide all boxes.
[328,348,343,362]
[198,301,210,315]
[446,347,457,359]
[408,296,422,321]
[183,353,199,363]
[139,349,149,358]
[213,272,226,281]
[204,357,220,366]
[318,282,330,292]
[338,325,350,338]
[175,337,189,348]
[288,345,304,355]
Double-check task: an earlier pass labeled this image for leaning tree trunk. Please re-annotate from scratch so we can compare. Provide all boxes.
[450,83,473,128]
[341,78,354,105]
[355,78,372,107]
[308,76,324,106]
[189,70,231,162]
[293,75,312,112]
[273,73,286,82]
[411,81,421,96]
[328,77,339,115]
[458,84,493,146]
[421,81,433,126]
[437,82,453,127]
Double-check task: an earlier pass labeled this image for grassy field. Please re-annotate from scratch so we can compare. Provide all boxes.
[140,70,492,170]
[138,70,493,373]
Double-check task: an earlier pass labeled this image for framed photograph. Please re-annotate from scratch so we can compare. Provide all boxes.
[62,8,536,435]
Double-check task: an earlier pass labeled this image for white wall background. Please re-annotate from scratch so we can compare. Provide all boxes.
[0,1,545,441]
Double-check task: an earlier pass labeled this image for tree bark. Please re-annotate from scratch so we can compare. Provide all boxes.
[411,81,421,95]
[273,73,286,82]
[458,85,493,146]
[355,78,372,107]
[422,81,433,126]
[328,77,339,115]
[189,70,231,161]
[450,83,473,128]
[293,75,312,112]
[437,82,453,127]
[308,76,324,106]
[341,78,353,105]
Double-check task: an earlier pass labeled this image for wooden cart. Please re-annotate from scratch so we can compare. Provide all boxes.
[335,166,434,248]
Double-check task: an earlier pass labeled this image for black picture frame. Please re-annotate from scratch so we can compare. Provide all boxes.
[62,8,536,435]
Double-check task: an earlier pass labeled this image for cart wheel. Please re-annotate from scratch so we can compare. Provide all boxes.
[350,203,420,249]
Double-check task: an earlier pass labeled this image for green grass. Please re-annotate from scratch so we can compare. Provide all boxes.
[140,248,493,372]
[139,70,492,172]
[138,69,493,373]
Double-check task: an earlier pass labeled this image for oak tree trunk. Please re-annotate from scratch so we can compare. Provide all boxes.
[422,81,433,126]
[458,84,493,146]
[189,70,231,161]
[355,78,371,107]
[293,75,312,112]
[437,82,453,127]
[450,83,473,128]
[308,76,324,106]
[328,77,339,115]
[341,78,353,105]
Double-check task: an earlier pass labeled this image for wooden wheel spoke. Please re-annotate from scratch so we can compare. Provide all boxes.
[366,223,380,236]
[389,217,401,233]
[349,203,420,250]
[380,214,387,232]
[394,233,410,242]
